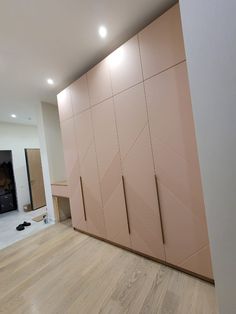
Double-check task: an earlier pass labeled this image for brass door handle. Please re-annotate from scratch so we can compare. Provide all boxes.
[154,174,165,244]
[122,176,131,234]
[80,176,87,221]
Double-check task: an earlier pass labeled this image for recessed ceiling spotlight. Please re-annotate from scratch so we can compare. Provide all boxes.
[47,78,54,85]
[98,26,107,39]
[11,114,17,118]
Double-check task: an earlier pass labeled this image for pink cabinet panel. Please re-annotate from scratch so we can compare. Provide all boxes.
[108,36,143,95]
[75,110,107,238]
[139,3,185,80]
[113,83,148,159]
[180,245,213,279]
[159,183,213,279]
[92,98,130,247]
[144,62,213,278]
[57,87,73,122]
[92,99,118,179]
[60,118,87,231]
[75,110,94,164]
[57,3,212,281]
[70,74,90,115]
[87,58,112,106]
[114,84,165,260]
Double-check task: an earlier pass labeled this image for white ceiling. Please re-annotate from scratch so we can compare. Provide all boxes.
[0,0,176,125]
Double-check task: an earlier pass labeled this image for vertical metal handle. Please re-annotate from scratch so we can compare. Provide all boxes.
[80,176,87,221]
[154,174,165,244]
[122,176,131,234]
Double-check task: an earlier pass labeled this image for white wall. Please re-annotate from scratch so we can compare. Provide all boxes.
[41,102,66,183]
[0,122,39,212]
[37,102,66,222]
[180,1,236,312]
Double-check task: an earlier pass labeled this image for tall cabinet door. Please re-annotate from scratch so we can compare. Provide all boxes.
[74,109,107,239]
[144,62,213,279]
[139,3,185,80]
[92,98,131,247]
[57,88,73,122]
[70,74,90,115]
[87,58,112,106]
[108,35,143,95]
[114,83,165,260]
[58,89,87,231]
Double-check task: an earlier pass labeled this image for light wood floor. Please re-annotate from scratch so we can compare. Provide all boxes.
[0,221,218,314]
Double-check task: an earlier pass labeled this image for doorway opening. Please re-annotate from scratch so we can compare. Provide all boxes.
[0,150,17,214]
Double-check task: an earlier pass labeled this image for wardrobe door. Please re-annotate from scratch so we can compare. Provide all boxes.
[70,74,90,115]
[145,62,213,279]
[87,58,112,106]
[92,98,130,247]
[139,3,185,80]
[75,109,107,238]
[114,83,165,260]
[59,117,87,231]
[108,35,143,95]
[57,87,73,122]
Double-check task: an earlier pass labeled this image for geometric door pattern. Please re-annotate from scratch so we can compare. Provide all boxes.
[57,89,87,232]
[74,109,107,239]
[114,83,165,260]
[92,98,131,247]
[144,62,213,278]
[58,3,213,280]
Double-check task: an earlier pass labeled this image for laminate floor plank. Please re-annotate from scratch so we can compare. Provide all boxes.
[0,226,80,297]
[0,221,218,314]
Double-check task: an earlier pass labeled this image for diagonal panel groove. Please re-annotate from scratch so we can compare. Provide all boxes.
[122,122,148,162]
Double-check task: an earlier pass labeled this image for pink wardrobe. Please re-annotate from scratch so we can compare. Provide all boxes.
[57,4,213,281]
